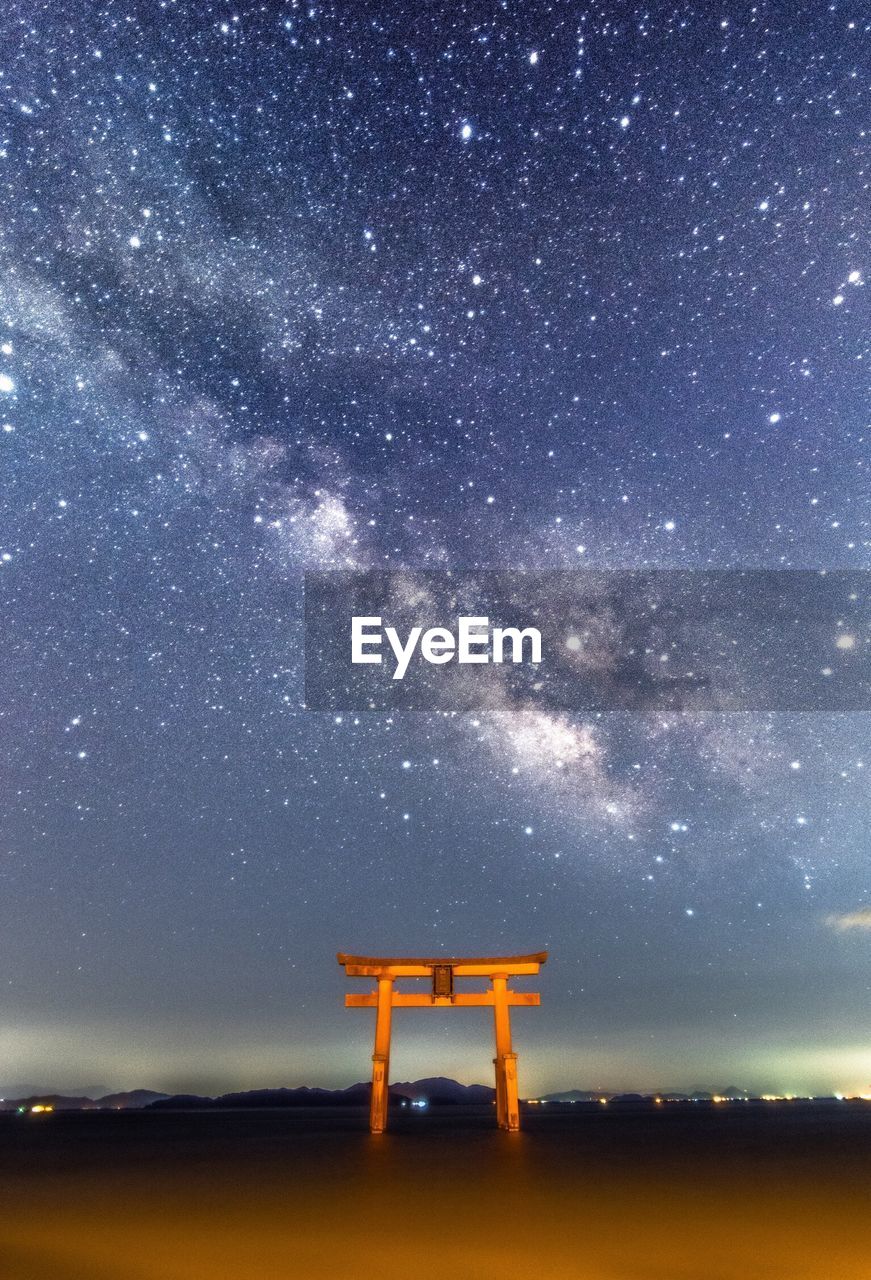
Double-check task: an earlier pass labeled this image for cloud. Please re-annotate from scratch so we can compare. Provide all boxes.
[826,908,871,933]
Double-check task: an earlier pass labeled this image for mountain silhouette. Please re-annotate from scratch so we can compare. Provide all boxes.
[148,1078,496,1110]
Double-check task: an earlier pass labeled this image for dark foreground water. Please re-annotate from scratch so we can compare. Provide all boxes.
[2,1103,870,1279]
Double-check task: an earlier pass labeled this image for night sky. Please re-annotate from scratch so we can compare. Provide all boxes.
[0,2,868,1098]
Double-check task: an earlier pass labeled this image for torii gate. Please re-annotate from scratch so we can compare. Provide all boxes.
[337,951,547,1133]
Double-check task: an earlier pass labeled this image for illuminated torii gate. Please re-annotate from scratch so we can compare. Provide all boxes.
[337,951,547,1133]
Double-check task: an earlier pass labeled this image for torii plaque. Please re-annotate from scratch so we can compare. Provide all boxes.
[337,951,547,1133]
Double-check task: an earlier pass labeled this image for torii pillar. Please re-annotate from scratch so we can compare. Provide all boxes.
[371,973,394,1134]
[492,971,518,1130]
[337,952,547,1133]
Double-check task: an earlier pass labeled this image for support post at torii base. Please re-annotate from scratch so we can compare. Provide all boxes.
[370,975,393,1135]
[337,952,547,1133]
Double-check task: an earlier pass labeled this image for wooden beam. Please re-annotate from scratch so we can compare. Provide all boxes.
[340,961,544,978]
[337,952,547,978]
[345,992,540,1008]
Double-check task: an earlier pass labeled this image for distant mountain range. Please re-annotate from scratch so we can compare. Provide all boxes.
[149,1077,496,1110]
[0,1084,111,1101]
[0,1077,496,1112]
[1,1080,856,1112]
[535,1085,752,1103]
[0,1089,169,1111]
[391,1077,496,1104]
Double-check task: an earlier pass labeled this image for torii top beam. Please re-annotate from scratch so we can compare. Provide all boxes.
[337,952,548,978]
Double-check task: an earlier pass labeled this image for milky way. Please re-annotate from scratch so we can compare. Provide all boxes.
[0,2,868,1096]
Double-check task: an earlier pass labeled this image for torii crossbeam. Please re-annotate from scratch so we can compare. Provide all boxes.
[337,951,547,1133]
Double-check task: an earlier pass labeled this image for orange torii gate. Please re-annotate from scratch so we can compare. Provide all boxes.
[337,951,547,1133]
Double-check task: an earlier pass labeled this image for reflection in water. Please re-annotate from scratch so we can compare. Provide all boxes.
[1,1105,868,1279]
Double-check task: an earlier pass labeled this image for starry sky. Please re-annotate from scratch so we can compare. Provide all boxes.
[0,1,868,1098]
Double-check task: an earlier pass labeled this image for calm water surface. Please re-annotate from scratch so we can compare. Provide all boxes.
[1,1104,869,1279]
